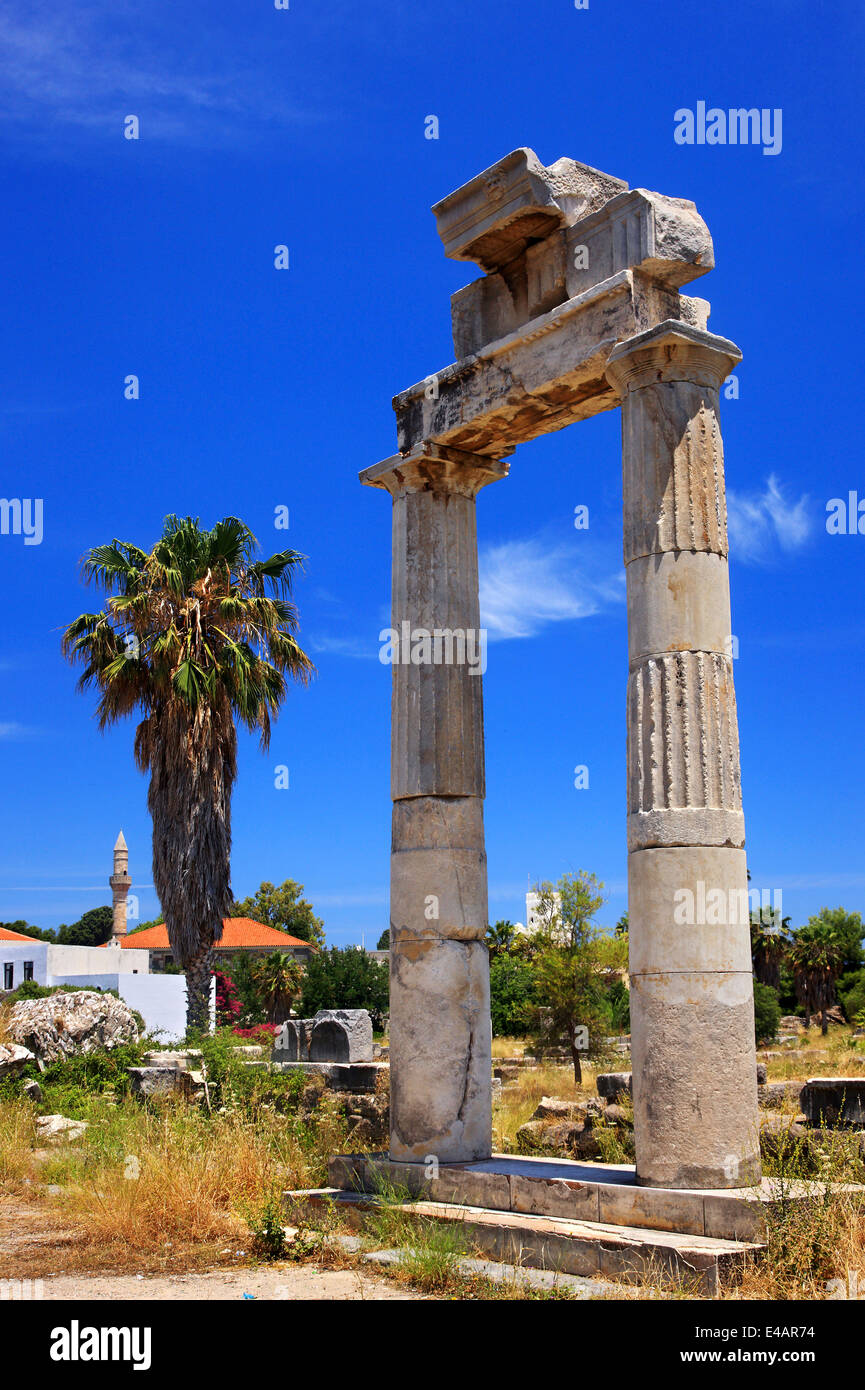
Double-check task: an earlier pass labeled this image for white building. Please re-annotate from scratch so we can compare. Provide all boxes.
[0,935,193,1043]
[514,890,562,935]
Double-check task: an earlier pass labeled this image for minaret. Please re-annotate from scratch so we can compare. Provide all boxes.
[110,831,131,941]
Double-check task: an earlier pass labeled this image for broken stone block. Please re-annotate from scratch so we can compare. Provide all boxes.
[309,1010,373,1064]
[36,1114,88,1144]
[141,1049,203,1071]
[0,1042,35,1078]
[273,1018,314,1062]
[759,1080,805,1110]
[800,1078,865,1128]
[531,1096,586,1121]
[596,1072,632,1102]
[432,147,627,272]
[127,1067,200,1100]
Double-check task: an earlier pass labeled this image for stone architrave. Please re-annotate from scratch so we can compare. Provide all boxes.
[362,149,761,1189]
[360,442,508,1163]
[605,321,760,1189]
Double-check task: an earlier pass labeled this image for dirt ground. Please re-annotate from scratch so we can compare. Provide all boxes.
[0,1200,423,1301]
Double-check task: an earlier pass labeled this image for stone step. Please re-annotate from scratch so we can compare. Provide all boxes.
[326,1151,865,1242]
[288,1187,760,1296]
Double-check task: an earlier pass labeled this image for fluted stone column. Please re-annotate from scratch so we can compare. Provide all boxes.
[606,322,761,1190]
[361,442,507,1163]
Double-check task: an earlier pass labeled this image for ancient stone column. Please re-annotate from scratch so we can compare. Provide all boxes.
[360,441,507,1163]
[606,321,761,1190]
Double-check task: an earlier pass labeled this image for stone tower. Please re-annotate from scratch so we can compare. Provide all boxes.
[109,830,131,941]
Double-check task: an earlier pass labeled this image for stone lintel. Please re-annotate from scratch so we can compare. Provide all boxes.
[432,147,627,273]
[606,319,742,397]
[360,441,509,498]
[393,269,639,456]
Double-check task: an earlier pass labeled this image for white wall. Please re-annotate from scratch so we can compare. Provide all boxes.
[0,942,150,992]
[49,944,150,977]
[51,973,214,1043]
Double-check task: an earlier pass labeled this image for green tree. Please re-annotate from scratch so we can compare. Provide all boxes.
[530,872,625,1083]
[489,955,537,1036]
[753,981,781,1043]
[56,906,114,946]
[299,947,389,1029]
[127,915,165,935]
[233,880,325,949]
[805,907,863,973]
[63,514,313,1031]
[839,972,865,1024]
[788,922,844,1034]
[251,951,303,1024]
[485,920,517,961]
[376,929,390,950]
[0,920,54,941]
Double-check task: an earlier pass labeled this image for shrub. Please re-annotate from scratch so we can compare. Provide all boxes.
[753,980,781,1042]
[839,970,865,1024]
[214,971,242,1028]
[489,956,537,1036]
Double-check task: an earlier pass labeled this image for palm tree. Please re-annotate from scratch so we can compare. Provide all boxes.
[486,920,517,960]
[253,951,303,1024]
[62,515,313,1031]
[788,924,843,1034]
[750,910,790,990]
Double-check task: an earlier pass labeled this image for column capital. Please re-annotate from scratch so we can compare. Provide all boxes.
[605,320,741,397]
[360,441,509,499]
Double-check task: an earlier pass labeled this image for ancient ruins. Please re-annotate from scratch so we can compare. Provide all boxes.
[360,148,760,1190]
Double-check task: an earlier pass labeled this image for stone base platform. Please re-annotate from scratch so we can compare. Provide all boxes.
[290,1186,758,1295]
[327,1151,865,1239]
[271,1061,387,1093]
[285,1151,865,1294]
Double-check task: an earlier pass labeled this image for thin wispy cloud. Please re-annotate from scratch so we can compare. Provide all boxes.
[308,634,379,661]
[727,474,812,565]
[479,537,624,640]
[0,721,31,740]
[309,891,388,908]
[0,3,327,148]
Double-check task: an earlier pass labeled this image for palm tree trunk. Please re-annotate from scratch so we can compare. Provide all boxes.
[185,944,214,1034]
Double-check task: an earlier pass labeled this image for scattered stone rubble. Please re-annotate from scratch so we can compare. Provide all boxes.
[0,1042,35,1078]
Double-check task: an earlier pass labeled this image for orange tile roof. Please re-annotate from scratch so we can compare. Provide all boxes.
[108,917,314,951]
[0,926,40,943]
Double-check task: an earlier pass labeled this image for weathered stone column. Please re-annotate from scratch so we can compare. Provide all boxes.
[606,322,761,1190]
[360,441,507,1163]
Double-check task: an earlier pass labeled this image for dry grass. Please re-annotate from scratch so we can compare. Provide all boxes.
[0,1089,347,1277]
[761,1025,865,1082]
[0,1100,38,1194]
[493,1062,594,1151]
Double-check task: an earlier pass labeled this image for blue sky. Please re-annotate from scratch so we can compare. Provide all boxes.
[0,0,862,944]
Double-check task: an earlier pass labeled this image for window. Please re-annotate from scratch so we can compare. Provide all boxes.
[3,963,12,990]
[23,961,34,982]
